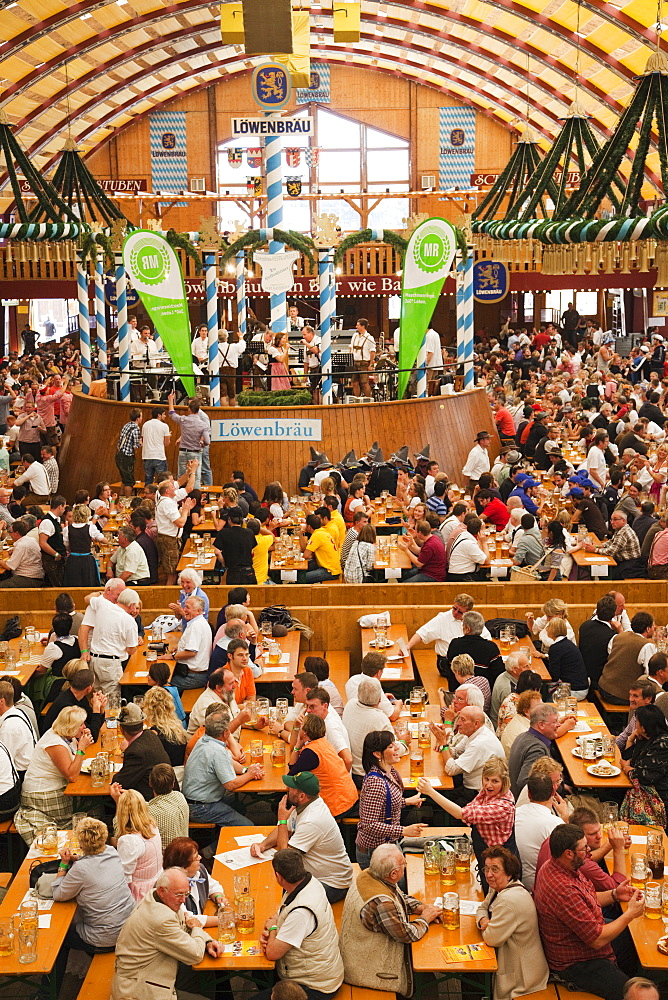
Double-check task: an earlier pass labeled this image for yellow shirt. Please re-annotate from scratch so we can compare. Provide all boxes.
[306,526,342,577]
[253,533,274,584]
[330,509,346,548]
[323,519,340,549]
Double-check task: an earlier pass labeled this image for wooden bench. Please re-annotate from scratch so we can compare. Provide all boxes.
[79,950,115,1000]
[299,650,325,669]
[411,650,441,708]
[592,689,628,733]
[555,988,598,1000]
[0,872,12,889]
[525,989,558,1000]
[180,688,201,713]
[325,650,351,704]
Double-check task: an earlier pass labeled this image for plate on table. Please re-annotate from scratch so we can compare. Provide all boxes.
[586,762,621,778]
[80,760,122,775]
[368,639,394,649]
[572,746,602,759]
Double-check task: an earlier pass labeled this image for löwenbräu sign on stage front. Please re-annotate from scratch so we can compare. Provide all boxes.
[211,419,322,441]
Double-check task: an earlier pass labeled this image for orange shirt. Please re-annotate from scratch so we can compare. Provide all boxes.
[232,665,256,704]
[297,736,358,817]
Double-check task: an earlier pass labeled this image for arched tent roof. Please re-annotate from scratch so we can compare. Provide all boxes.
[0,0,664,196]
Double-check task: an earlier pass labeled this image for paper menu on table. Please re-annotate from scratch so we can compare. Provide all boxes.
[630,835,647,845]
[263,667,287,673]
[214,846,276,870]
[434,897,479,916]
[38,915,51,929]
[381,667,402,679]
[234,834,267,847]
[572,721,592,733]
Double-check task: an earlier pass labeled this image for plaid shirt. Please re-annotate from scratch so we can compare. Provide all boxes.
[600,523,640,562]
[616,717,635,750]
[357,766,405,852]
[466,675,491,713]
[360,880,429,943]
[533,858,614,970]
[43,457,59,494]
[461,789,515,846]
[117,420,141,456]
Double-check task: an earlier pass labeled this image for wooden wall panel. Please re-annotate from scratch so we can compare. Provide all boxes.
[58,387,498,500]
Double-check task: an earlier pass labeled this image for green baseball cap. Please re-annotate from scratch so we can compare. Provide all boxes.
[282,771,320,795]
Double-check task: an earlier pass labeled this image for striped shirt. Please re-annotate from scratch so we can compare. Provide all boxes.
[117,420,141,456]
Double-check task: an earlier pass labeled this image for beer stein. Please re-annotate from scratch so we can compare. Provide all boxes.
[233,873,251,902]
[631,853,650,889]
[36,823,58,855]
[90,754,109,788]
[0,915,14,956]
[271,741,286,768]
[454,838,472,875]
[249,740,264,767]
[645,881,662,920]
[236,895,254,935]
[409,747,423,781]
[218,905,236,943]
[439,847,456,887]
[423,841,440,877]
[17,919,37,965]
[442,892,460,930]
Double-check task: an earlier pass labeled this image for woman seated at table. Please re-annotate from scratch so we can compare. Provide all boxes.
[495,670,543,738]
[180,488,203,547]
[500,689,543,758]
[15,705,94,845]
[539,520,568,581]
[288,713,358,820]
[343,524,377,584]
[526,598,575,652]
[406,501,427,532]
[356,730,426,870]
[620,704,668,823]
[52,817,135,973]
[167,567,209,631]
[419,756,517,894]
[162,836,227,928]
[110,787,162,902]
[147,660,186,728]
[545,618,589,700]
[476,845,549,1000]
[451,652,491,714]
[143,685,188,772]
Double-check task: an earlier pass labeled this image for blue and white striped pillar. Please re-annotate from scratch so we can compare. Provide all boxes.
[456,254,475,390]
[416,340,427,398]
[236,250,247,347]
[318,248,335,405]
[264,132,286,334]
[115,253,131,401]
[77,252,91,394]
[204,251,220,406]
[94,257,107,373]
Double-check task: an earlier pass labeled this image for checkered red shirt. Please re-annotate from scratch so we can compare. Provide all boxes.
[461,789,515,846]
[533,858,615,970]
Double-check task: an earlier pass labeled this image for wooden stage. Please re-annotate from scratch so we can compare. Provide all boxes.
[58,386,498,498]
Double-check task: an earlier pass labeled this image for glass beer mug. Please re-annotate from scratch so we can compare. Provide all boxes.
[36,823,58,856]
[442,892,460,930]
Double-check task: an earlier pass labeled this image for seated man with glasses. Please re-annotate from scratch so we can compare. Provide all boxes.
[533,824,644,1000]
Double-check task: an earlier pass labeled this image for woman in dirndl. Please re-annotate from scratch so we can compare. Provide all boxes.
[62,503,103,587]
[268,333,292,391]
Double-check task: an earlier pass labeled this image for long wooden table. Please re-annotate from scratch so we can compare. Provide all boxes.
[491,634,550,682]
[407,827,496,1000]
[177,537,217,574]
[360,623,414,684]
[398,704,454,792]
[605,823,668,973]
[1,633,46,686]
[255,631,302,685]
[0,847,76,998]
[556,699,631,790]
[572,531,617,576]
[119,631,179,685]
[193,825,279,984]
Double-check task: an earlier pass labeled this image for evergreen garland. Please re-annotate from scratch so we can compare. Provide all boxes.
[31,147,126,227]
[221,229,316,267]
[166,229,202,273]
[238,389,312,407]
[0,121,79,226]
[79,231,115,269]
[334,228,407,264]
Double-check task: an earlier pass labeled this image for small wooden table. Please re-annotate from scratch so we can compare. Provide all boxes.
[407,828,496,1000]
[360,624,415,685]
[193,825,279,987]
[269,552,308,583]
[0,848,76,997]
[120,632,179,686]
[572,532,617,577]
[236,730,293,794]
[177,537,218,574]
[395,705,454,792]
[373,545,412,580]
[3,634,45,687]
[556,700,631,790]
[190,518,218,534]
[490,634,550,682]
[255,632,302,686]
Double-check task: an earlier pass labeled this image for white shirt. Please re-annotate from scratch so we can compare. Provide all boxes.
[141,418,170,460]
[341,699,393,775]
[443,725,505,788]
[439,515,464,547]
[462,444,490,481]
[110,540,150,583]
[192,336,209,362]
[447,533,486,575]
[130,338,159,367]
[187,688,236,736]
[425,475,436,499]
[41,634,78,671]
[351,329,375,362]
[514,803,563,889]
[0,705,36,771]
[0,742,15,797]
[416,609,491,657]
[5,535,43,579]
[424,328,442,371]
[176,615,212,674]
[322,707,350,753]
[287,795,353,889]
[345,674,394,718]
[155,495,182,537]
[320,678,344,717]
[22,730,74,793]
[82,594,138,658]
[217,341,244,368]
[15,461,50,496]
[586,445,608,485]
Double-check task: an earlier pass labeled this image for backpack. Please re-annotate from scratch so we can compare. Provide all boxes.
[484,617,530,639]
[0,616,21,642]
[258,605,314,640]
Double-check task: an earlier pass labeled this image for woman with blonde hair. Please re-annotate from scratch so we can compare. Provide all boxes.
[142,685,188,770]
[500,689,543,758]
[526,597,574,651]
[268,331,291,390]
[110,787,162,901]
[419,755,517,893]
[451,652,491,713]
[15,705,94,844]
[343,523,377,584]
[62,503,104,587]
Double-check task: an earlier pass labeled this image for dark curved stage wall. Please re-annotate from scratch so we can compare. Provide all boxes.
[59,389,498,498]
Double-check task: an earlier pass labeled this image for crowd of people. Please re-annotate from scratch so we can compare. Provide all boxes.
[0,318,667,1000]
